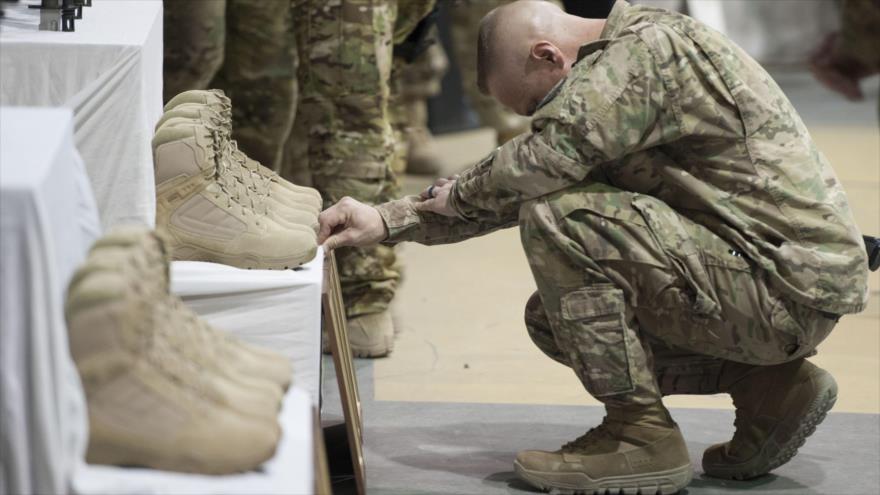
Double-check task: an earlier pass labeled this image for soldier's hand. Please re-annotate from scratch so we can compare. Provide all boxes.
[318,197,388,251]
[417,178,458,217]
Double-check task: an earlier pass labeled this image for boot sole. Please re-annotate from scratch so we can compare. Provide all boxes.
[702,371,838,480]
[514,461,692,495]
[172,244,317,271]
[350,333,394,358]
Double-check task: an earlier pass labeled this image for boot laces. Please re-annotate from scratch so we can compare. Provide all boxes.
[561,418,618,453]
[207,128,267,221]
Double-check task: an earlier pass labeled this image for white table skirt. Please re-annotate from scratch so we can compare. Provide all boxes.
[171,251,325,407]
[0,0,164,228]
[1,107,100,495]
[72,386,315,495]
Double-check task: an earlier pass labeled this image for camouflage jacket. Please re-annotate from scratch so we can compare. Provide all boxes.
[375,0,869,315]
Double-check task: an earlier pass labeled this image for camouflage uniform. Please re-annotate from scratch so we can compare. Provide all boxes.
[375,1,869,406]
[450,0,532,143]
[291,0,432,317]
[163,0,297,170]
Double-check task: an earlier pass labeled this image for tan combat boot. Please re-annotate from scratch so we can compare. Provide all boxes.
[152,123,317,270]
[515,402,693,494]
[346,310,395,358]
[163,90,323,212]
[157,105,321,217]
[158,116,319,232]
[88,227,293,391]
[65,258,281,473]
[403,100,443,176]
[702,358,837,480]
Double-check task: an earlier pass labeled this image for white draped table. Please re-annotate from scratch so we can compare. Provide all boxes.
[0,107,100,495]
[0,0,164,228]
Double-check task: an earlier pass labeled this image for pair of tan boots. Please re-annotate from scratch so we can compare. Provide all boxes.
[153,89,322,270]
[66,227,292,473]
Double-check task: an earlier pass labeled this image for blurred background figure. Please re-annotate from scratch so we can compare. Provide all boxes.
[810,0,880,107]
[449,0,532,146]
[163,0,297,170]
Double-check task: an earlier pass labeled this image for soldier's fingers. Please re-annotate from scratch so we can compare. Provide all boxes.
[322,229,354,251]
[318,207,346,245]
[433,177,451,188]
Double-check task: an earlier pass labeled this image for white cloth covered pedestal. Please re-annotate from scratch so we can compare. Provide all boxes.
[0,107,100,495]
[170,251,324,407]
[0,0,164,228]
[72,386,315,495]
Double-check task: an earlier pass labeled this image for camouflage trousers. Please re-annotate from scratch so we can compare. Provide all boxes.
[292,0,432,317]
[519,183,838,406]
[163,0,297,170]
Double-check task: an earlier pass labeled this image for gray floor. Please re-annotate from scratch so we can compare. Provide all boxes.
[321,359,880,495]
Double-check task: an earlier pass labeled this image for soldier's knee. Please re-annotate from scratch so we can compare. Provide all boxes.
[523,291,569,366]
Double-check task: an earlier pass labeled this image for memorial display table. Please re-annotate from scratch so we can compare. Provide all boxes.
[0,107,99,495]
[0,0,164,228]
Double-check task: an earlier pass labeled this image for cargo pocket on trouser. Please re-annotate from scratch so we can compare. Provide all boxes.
[558,285,636,398]
[631,195,722,319]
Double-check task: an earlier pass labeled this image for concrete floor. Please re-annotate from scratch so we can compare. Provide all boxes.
[322,71,880,494]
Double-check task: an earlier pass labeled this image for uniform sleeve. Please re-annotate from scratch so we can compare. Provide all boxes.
[450,33,678,220]
[375,194,518,246]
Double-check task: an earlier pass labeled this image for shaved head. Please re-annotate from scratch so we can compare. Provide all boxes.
[476,0,605,115]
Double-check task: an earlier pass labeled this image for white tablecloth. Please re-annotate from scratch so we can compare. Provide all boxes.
[171,251,325,407]
[0,0,164,228]
[0,107,100,495]
[72,386,315,495]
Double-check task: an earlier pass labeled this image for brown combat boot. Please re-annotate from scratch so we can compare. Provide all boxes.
[515,402,692,494]
[702,358,837,480]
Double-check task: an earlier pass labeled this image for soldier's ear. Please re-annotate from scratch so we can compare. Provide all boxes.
[530,41,563,69]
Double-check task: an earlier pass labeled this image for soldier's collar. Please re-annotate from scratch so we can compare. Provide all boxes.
[534,1,630,113]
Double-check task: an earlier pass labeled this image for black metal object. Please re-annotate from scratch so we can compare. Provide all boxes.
[60,0,75,31]
[562,0,615,18]
[865,235,880,271]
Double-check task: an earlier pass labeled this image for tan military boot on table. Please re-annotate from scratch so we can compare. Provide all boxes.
[163,90,323,213]
[157,106,321,219]
[65,255,280,473]
[71,236,284,421]
[346,310,395,358]
[152,123,317,270]
[157,116,319,233]
[702,358,837,480]
[87,227,293,392]
[515,402,693,494]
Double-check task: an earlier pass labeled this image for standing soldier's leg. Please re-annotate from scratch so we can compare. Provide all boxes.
[450,0,531,144]
[293,0,401,357]
[210,0,298,170]
[163,0,226,102]
[389,37,449,176]
[516,183,839,492]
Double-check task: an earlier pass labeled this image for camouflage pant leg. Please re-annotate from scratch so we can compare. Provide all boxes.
[389,39,449,175]
[162,0,226,102]
[293,0,400,317]
[450,0,530,141]
[525,291,727,396]
[518,183,834,406]
[210,0,298,170]
[280,105,312,185]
